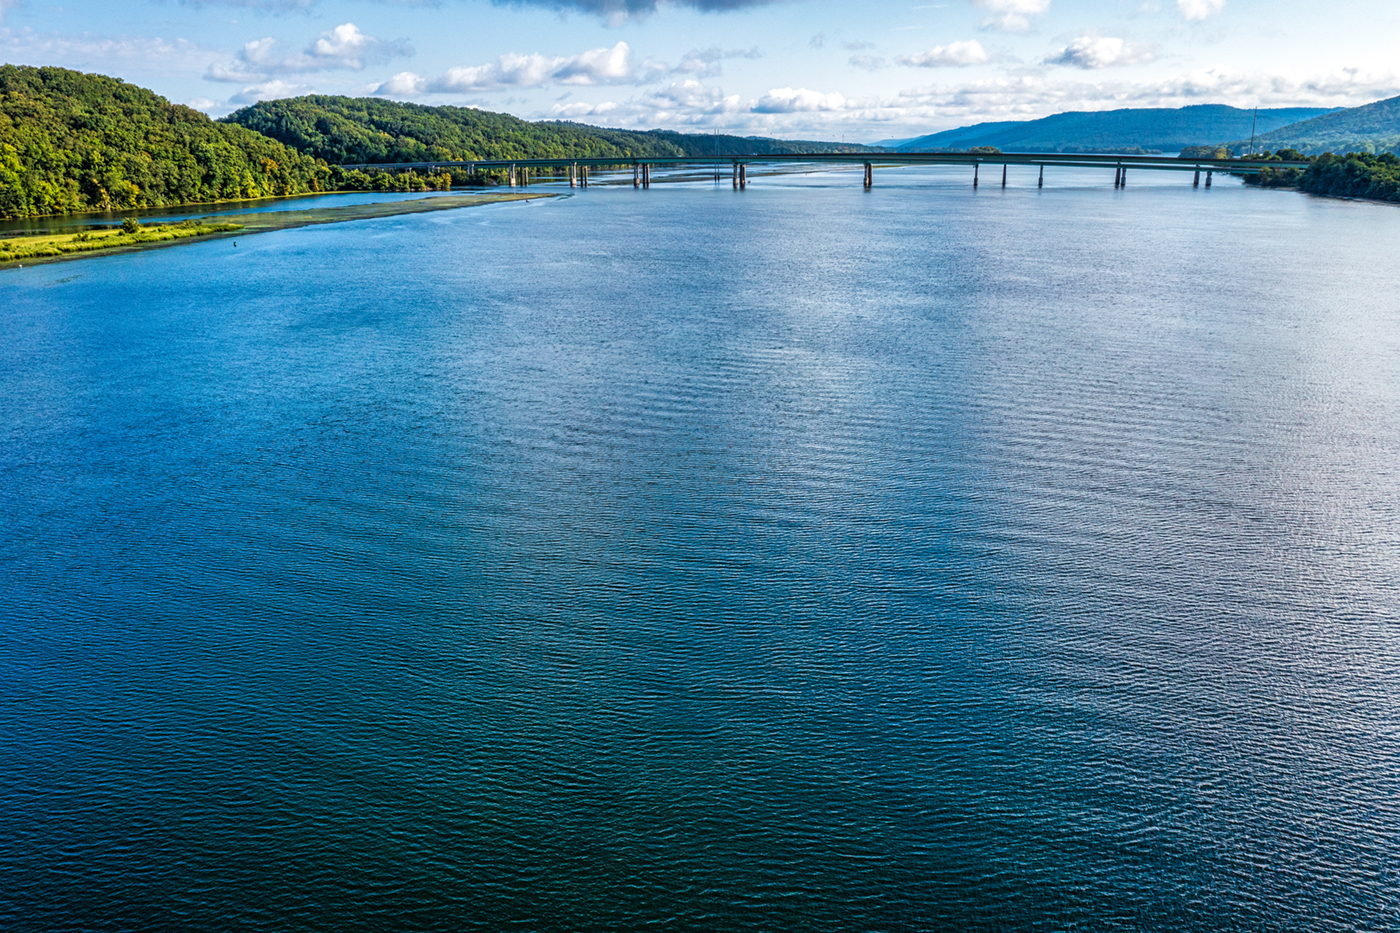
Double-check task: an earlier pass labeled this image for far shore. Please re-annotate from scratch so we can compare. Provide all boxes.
[1,191,551,270]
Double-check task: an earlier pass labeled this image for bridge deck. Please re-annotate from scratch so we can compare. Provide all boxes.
[338,151,1308,175]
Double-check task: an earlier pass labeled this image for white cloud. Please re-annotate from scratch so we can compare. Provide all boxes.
[394,42,717,95]
[899,40,990,67]
[1178,0,1225,19]
[548,100,618,118]
[522,66,1398,140]
[375,71,427,95]
[752,87,848,113]
[0,28,219,76]
[974,0,1049,31]
[229,79,312,104]
[206,22,410,82]
[444,43,645,91]
[1047,35,1155,69]
[849,55,886,71]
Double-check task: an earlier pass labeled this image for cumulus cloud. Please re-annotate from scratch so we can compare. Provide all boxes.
[524,66,1398,139]
[411,42,662,93]
[181,0,316,8]
[974,0,1049,32]
[1178,0,1225,20]
[229,79,313,104]
[376,71,427,95]
[0,28,227,79]
[206,23,411,82]
[752,86,847,113]
[674,45,763,78]
[899,40,990,68]
[375,42,747,95]
[490,0,787,22]
[1046,35,1154,69]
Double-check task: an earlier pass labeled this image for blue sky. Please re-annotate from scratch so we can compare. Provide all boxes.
[2,0,1396,140]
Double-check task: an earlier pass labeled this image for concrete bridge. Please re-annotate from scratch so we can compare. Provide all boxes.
[338,151,1309,192]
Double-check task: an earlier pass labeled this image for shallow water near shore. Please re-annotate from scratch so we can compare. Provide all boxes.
[2,170,1399,931]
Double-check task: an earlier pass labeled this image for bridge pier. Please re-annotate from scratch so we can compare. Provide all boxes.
[569,163,576,188]
[1120,167,1126,187]
[1038,165,1044,188]
[633,163,640,188]
[521,168,528,188]
[732,162,739,188]
[739,163,747,189]
[643,163,651,188]
[1205,170,1212,188]
[509,164,516,187]
[864,162,873,189]
[974,163,979,188]
[1193,169,1200,188]
[1002,164,1007,188]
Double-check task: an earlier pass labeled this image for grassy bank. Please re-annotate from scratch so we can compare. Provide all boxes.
[0,220,243,263]
[1,191,547,269]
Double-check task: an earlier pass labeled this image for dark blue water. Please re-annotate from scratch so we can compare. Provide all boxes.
[3,172,1399,931]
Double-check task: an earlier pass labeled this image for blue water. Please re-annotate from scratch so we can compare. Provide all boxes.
[3,172,1399,931]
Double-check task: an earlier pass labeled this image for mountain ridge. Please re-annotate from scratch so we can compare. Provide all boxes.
[895,105,1337,154]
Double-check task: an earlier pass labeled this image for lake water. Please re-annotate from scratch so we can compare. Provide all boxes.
[3,168,1399,931]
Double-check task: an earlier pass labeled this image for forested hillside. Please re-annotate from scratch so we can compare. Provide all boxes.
[0,65,329,219]
[223,96,878,165]
[1235,95,1400,155]
[897,104,1335,154]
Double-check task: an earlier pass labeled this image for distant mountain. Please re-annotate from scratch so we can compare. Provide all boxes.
[896,105,1337,154]
[1233,95,1400,155]
[223,96,879,166]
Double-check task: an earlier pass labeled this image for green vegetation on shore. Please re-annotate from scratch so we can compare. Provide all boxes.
[1240,150,1400,202]
[223,95,881,167]
[0,190,542,268]
[0,219,243,262]
[0,65,330,219]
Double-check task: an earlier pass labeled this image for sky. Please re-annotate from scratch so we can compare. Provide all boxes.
[2,0,1397,141]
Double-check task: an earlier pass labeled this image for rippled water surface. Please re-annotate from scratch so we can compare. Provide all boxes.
[3,171,1399,931]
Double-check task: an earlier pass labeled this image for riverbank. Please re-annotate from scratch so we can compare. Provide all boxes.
[0,191,550,270]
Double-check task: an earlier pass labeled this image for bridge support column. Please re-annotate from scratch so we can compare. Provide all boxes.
[973,163,979,188]
[509,164,516,187]
[733,162,739,188]
[582,165,589,187]
[1120,167,1126,187]
[642,163,650,188]
[1002,164,1007,188]
[1205,170,1212,188]
[521,168,528,187]
[739,163,747,189]
[570,163,576,188]
[1038,165,1044,188]
[864,162,873,189]
[1193,169,1200,188]
[633,164,640,188]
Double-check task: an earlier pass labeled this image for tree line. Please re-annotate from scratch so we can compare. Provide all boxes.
[1241,150,1400,202]
[0,65,332,219]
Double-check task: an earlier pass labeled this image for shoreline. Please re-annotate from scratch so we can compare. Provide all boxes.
[1,191,551,271]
